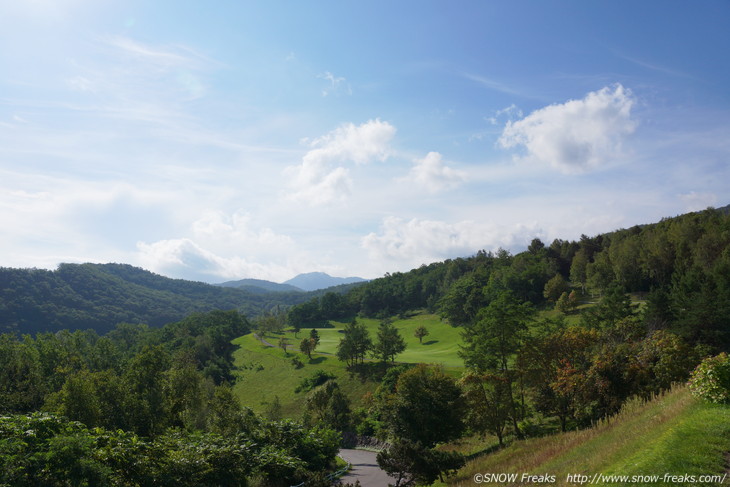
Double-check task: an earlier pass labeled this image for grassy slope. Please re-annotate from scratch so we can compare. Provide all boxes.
[232,334,375,418]
[231,313,465,417]
[446,386,730,486]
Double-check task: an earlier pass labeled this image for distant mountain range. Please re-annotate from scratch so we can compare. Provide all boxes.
[218,272,368,293]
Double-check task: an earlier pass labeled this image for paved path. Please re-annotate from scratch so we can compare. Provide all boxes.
[339,449,394,487]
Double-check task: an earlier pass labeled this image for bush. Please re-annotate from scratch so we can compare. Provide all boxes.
[688,353,730,404]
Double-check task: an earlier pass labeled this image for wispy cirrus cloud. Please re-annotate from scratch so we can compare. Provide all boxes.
[318,71,351,97]
[498,84,637,173]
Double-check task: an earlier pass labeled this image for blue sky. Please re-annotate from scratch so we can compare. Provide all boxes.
[1,1,729,282]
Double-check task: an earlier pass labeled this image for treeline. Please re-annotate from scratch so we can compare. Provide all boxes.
[0,310,342,486]
[289,207,730,349]
[0,263,313,335]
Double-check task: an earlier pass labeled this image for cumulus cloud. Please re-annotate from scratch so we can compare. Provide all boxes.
[404,151,467,193]
[136,238,294,283]
[498,84,636,173]
[285,119,396,205]
[362,217,542,271]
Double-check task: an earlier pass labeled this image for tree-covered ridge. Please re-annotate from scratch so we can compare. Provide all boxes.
[0,263,313,335]
[289,206,730,349]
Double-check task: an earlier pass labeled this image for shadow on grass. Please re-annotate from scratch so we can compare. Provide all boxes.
[308,356,327,365]
[421,340,439,345]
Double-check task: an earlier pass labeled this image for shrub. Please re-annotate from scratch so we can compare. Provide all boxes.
[688,353,730,404]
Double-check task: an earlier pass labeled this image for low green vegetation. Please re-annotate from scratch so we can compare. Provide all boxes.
[447,386,730,486]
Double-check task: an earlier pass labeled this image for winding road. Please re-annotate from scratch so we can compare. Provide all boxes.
[339,449,394,487]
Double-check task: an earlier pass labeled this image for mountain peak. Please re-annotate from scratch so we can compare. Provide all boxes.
[283,272,367,292]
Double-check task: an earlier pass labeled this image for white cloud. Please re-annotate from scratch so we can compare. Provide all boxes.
[191,210,296,257]
[136,238,297,283]
[285,119,396,205]
[679,191,718,212]
[404,151,466,193]
[362,216,543,271]
[498,84,637,173]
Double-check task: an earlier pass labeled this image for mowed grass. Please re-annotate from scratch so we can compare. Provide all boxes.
[447,386,730,486]
[299,313,465,368]
[231,334,376,418]
[231,312,465,418]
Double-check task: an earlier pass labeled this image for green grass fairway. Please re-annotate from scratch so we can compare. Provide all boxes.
[231,312,466,418]
[231,334,377,418]
[295,313,465,368]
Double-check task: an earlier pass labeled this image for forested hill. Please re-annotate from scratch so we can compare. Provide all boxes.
[289,206,730,349]
[0,263,311,335]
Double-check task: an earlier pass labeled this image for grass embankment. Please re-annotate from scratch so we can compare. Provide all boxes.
[447,385,730,486]
[231,313,464,417]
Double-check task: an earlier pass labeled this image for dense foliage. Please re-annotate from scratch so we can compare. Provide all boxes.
[0,413,339,487]
[0,263,312,335]
[0,310,340,486]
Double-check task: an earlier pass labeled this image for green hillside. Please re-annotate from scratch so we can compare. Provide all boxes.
[232,334,376,418]
[445,386,730,486]
[0,263,311,335]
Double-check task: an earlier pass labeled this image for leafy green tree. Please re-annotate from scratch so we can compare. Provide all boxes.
[438,266,492,326]
[586,251,614,294]
[460,291,534,438]
[165,354,210,431]
[380,364,464,448]
[580,283,636,329]
[274,336,287,354]
[0,335,44,412]
[300,337,317,360]
[257,307,287,336]
[414,325,429,344]
[207,384,256,436]
[310,328,321,346]
[543,273,569,303]
[570,248,589,293]
[336,319,372,367]
[459,372,512,445]
[372,319,406,363]
[518,325,598,431]
[123,345,171,437]
[377,439,465,486]
[303,380,351,431]
[44,369,102,427]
